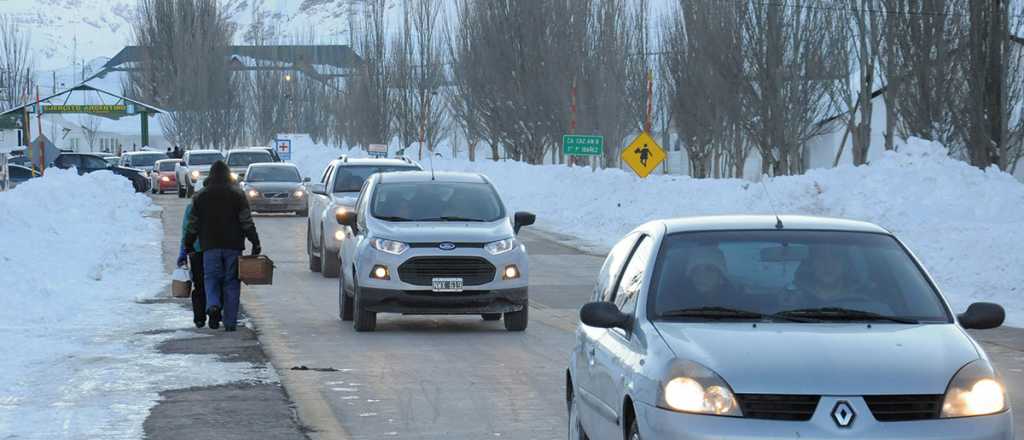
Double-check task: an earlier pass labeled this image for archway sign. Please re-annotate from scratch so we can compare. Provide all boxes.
[0,83,167,149]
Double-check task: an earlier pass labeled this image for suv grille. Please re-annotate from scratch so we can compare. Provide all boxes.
[864,395,942,421]
[735,394,820,421]
[398,257,496,286]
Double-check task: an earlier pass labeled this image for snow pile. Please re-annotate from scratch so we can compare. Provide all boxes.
[293,138,1024,325]
[0,169,272,438]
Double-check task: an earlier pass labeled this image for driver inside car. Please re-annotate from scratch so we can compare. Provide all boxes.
[789,244,892,313]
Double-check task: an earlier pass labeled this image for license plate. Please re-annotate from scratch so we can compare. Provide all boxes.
[432,277,463,293]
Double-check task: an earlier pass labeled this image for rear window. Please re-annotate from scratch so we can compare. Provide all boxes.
[188,153,224,165]
[227,151,273,167]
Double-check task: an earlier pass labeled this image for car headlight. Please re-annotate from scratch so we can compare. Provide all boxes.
[659,361,741,417]
[160,176,170,182]
[941,360,1007,418]
[294,190,305,198]
[370,238,409,255]
[190,170,200,180]
[247,189,259,198]
[230,172,239,181]
[484,238,516,255]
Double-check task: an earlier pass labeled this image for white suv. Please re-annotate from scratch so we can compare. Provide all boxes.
[306,156,422,277]
[176,149,224,198]
[334,171,536,332]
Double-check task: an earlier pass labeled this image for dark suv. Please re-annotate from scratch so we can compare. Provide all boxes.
[52,153,150,192]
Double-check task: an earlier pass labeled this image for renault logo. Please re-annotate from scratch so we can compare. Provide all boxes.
[831,401,856,428]
[438,242,456,251]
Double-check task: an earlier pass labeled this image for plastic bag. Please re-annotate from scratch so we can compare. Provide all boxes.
[172,267,191,282]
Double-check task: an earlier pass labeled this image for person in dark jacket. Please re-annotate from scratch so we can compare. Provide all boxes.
[184,160,261,331]
[177,202,212,328]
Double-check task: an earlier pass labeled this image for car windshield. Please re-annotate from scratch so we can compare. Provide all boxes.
[189,153,223,165]
[131,153,167,167]
[246,166,301,182]
[371,181,505,222]
[157,161,178,172]
[227,152,272,167]
[649,231,950,323]
[333,165,418,192]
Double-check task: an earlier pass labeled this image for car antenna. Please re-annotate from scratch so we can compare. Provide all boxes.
[759,177,784,229]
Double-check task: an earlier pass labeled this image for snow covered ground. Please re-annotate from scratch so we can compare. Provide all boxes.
[0,170,273,438]
[289,138,1024,326]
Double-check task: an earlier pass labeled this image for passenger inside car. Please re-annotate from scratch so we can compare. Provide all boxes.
[657,245,751,311]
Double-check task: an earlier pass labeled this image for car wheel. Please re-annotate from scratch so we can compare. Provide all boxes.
[504,301,528,331]
[481,313,501,321]
[627,417,640,440]
[307,225,321,273]
[352,278,376,332]
[568,389,588,440]
[320,235,340,278]
[339,274,354,321]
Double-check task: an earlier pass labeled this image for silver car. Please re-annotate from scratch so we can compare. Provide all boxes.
[568,215,1011,440]
[335,171,536,332]
[241,163,310,216]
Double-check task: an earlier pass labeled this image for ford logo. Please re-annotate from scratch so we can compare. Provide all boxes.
[438,242,456,251]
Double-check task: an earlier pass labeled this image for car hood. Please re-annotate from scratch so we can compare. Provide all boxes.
[187,164,213,172]
[329,192,359,206]
[370,219,512,244]
[654,323,978,395]
[246,182,303,192]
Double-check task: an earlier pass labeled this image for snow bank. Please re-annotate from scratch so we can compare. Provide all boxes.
[293,138,1024,326]
[0,169,272,438]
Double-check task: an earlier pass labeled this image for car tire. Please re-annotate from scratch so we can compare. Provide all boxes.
[481,313,501,321]
[320,235,340,278]
[339,276,354,322]
[627,417,640,440]
[568,388,588,440]
[352,279,376,332]
[307,226,322,273]
[504,301,528,331]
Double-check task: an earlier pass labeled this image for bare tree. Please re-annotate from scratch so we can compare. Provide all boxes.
[0,15,34,113]
[827,0,885,166]
[577,0,633,168]
[345,0,392,149]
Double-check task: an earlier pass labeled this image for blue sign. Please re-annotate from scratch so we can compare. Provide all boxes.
[274,139,292,161]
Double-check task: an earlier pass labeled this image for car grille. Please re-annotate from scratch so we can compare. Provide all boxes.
[398,257,496,286]
[735,394,820,421]
[262,192,290,199]
[864,395,942,421]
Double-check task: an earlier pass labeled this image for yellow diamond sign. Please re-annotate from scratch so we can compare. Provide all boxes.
[621,131,665,178]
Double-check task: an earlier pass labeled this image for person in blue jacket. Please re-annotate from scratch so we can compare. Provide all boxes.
[177,202,215,328]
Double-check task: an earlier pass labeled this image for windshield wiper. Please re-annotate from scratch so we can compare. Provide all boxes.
[415,216,487,222]
[375,215,412,222]
[777,307,919,324]
[660,306,817,323]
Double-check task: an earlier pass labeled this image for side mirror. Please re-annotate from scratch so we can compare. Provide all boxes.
[580,302,632,331]
[310,183,328,196]
[513,211,536,234]
[958,302,1005,330]
[336,209,357,228]
[303,177,311,183]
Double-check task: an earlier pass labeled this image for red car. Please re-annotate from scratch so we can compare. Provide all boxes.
[151,159,183,194]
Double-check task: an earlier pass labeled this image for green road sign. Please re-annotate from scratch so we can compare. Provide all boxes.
[563,134,604,156]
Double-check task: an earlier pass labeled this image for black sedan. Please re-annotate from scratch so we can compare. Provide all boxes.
[52,153,151,192]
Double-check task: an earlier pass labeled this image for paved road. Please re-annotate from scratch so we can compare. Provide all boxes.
[153,194,1024,440]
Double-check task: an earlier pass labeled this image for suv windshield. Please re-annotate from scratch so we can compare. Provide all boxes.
[371,181,505,222]
[188,153,224,166]
[246,166,301,182]
[333,165,418,192]
[129,153,167,167]
[650,231,950,323]
[227,152,272,167]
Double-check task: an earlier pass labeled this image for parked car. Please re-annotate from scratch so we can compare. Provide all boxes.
[567,215,1010,440]
[335,171,536,332]
[150,158,182,194]
[52,153,150,192]
[104,156,121,167]
[242,163,310,216]
[175,149,225,198]
[307,156,422,277]
[1,164,36,190]
[225,148,274,182]
[120,151,168,175]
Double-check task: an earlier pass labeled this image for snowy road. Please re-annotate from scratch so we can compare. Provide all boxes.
[152,194,1024,440]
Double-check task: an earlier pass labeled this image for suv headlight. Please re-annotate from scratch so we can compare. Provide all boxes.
[659,361,742,417]
[941,359,1007,418]
[190,170,200,180]
[370,238,409,255]
[485,238,515,255]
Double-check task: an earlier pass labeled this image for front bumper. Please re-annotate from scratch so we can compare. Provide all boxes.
[359,286,528,314]
[635,400,1014,440]
[250,198,306,212]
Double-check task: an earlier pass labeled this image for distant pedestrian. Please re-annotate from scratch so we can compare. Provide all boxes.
[173,145,182,159]
[184,160,261,331]
[177,201,212,328]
